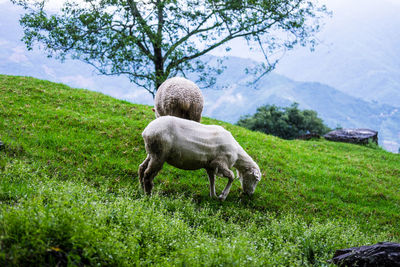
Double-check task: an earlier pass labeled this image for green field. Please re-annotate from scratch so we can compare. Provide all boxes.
[1,75,399,266]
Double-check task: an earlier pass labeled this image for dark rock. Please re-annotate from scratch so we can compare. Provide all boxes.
[324,128,378,145]
[297,133,321,140]
[330,242,400,267]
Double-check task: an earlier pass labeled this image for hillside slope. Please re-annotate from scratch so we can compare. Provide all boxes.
[0,75,399,266]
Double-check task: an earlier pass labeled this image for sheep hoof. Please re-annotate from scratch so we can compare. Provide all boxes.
[209,193,217,199]
[218,195,227,201]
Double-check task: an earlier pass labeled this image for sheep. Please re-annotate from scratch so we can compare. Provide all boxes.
[138,116,261,200]
[154,77,204,122]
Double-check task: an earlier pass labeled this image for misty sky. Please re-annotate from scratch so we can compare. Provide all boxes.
[211,0,400,60]
[2,0,398,61]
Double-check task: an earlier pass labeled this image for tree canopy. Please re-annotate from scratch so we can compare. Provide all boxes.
[12,0,327,96]
[237,103,331,139]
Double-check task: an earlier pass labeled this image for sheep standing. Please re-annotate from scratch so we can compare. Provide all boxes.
[154,77,204,122]
[138,116,261,200]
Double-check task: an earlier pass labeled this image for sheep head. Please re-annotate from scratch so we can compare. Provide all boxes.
[237,166,261,195]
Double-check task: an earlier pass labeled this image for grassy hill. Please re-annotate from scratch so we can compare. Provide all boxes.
[0,75,399,266]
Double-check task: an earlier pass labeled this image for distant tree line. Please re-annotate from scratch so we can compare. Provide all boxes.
[237,103,331,140]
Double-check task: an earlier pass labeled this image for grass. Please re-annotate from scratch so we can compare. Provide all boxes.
[0,74,399,266]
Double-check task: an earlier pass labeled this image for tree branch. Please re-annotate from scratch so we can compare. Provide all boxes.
[126,24,154,60]
[163,10,218,59]
[165,18,280,75]
[126,0,156,41]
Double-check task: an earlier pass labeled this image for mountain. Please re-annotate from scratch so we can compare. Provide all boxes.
[273,0,400,107]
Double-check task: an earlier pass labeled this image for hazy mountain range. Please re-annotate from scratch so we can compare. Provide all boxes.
[0,1,399,153]
[273,0,400,108]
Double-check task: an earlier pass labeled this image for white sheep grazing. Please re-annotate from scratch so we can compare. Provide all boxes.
[138,116,261,200]
[154,77,204,122]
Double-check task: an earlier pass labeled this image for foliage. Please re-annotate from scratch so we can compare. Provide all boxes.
[12,0,327,96]
[1,75,399,265]
[237,103,331,139]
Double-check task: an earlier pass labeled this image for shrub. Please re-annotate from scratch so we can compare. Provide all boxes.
[237,103,331,139]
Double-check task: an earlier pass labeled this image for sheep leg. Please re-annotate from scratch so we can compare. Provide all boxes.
[138,155,151,189]
[142,157,164,195]
[211,160,235,201]
[206,169,217,198]
[219,176,234,201]
[218,169,235,201]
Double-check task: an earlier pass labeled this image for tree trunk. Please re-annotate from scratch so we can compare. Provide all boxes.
[153,0,165,96]
[153,49,165,96]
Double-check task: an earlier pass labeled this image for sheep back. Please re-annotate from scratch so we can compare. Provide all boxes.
[142,116,238,171]
[154,77,204,122]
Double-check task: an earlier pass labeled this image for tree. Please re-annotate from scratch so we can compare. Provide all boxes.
[237,103,331,139]
[12,0,327,97]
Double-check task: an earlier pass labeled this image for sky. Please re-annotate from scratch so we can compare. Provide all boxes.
[211,0,400,60]
[2,0,397,61]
